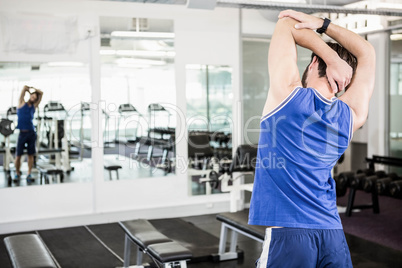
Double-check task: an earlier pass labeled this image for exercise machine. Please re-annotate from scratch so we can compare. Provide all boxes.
[75,102,112,160]
[38,101,72,173]
[132,103,176,173]
[115,103,142,144]
[0,118,16,185]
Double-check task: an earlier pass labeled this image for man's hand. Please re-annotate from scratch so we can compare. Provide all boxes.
[326,58,353,93]
[279,10,323,30]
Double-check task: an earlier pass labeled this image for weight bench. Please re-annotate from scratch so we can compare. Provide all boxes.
[104,162,122,180]
[215,209,265,261]
[119,219,192,268]
[4,234,57,268]
[37,164,64,184]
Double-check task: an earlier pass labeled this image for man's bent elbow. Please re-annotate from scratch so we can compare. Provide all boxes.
[359,41,376,63]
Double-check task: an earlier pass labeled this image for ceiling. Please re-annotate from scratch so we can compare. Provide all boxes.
[100,0,360,5]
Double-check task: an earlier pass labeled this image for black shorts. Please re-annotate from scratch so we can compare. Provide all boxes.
[16,130,37,156]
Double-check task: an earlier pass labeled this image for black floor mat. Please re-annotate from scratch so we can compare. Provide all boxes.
[88,222,155,266]
[38,226,122,268]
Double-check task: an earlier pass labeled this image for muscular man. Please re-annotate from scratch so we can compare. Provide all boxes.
[249,10,375,267]
[14,85,43,183]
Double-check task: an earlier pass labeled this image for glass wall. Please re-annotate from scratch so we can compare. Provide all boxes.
[0,62,92,188]
[389,38,402,173]
[242,38,269,145]
[100,17,176,181]
[186,65,233,132]
[242,38,311,145]
[186,64,233,195]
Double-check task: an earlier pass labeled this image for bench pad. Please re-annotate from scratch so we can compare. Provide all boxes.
[216,209,266,241]
[104,161,122,170]
[104,165,122,170]
[4,234,57,268]
[147,241,192,263]
[119,219,172,249]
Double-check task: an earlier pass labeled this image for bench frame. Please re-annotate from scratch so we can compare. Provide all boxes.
[217,222,263,261]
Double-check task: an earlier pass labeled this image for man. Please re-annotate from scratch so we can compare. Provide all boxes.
[249,10,375,267]
[14,85,43,183]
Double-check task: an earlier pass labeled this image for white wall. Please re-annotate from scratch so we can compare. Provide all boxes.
[242,9,276,36]
[0,0,240,234]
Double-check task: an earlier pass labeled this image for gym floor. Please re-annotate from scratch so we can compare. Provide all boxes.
[0,211,401,268]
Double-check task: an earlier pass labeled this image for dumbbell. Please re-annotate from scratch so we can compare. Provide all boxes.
[362,171,389,192]
[335,171,355,197]
[377,173,400,195]
[349,173,368,190]
[356,168,376,176]
[389,180,402,199]
[350,170,386,190]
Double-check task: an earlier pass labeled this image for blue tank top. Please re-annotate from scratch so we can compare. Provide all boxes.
[248,87,353,229]
[17,103,35,131]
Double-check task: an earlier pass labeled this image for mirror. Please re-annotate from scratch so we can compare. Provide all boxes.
[0,62,92,188]
[100,17,176,181]
[389,36,402,174]
[186,64,233,195]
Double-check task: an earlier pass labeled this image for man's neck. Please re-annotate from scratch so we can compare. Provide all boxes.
[307,79,335,100]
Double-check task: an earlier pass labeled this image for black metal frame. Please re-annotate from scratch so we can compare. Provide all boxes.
[346,155,402,217]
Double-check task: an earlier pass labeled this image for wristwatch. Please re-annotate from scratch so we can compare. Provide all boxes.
[316,18,331,34]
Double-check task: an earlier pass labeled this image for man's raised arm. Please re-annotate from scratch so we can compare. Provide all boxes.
[279,10,376,132]
[265,16,352,116]
[18,85,30,107]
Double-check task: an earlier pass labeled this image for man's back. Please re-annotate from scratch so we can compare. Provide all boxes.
[249,87,352,229]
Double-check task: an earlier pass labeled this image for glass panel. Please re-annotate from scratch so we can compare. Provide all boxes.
[242,39,269,145]
[242,38,311,145]
[186,64,233,195]
[0,62,92,188]
[389,37,402,174]
[100,17,176,181]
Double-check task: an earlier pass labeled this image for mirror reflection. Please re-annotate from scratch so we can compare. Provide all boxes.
[186,64,233,195]
[389,37,402,174]
[0,62,92,188]
[100,17,176,181]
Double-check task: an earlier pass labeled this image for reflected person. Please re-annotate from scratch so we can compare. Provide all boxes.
[14,86,43,183]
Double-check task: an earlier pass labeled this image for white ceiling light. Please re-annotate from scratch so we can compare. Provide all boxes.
[391,34,402,41]
[117,63,151,69]
[100,49,176,58]
[47,62,84,67]
[115,58,166,66]
[111,31,175,39]
[100,50,116,55]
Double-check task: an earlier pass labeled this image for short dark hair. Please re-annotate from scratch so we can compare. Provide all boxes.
[301,42,357,90]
